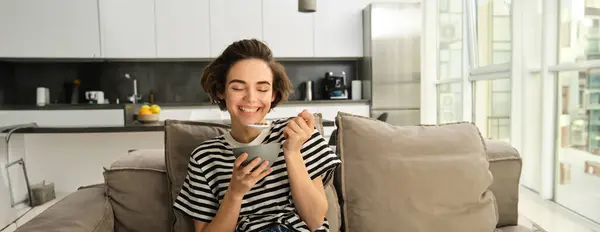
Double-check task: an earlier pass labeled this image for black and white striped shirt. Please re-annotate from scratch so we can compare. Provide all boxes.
[174,117,341,232]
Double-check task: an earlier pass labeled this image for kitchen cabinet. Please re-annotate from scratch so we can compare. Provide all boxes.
[99,0,156,58]
[209,0,263,57]
[155,0,211,58]
[262,0,314,57]
[0,110,124,127]
[314,0,367,57]
[0,0,101,58]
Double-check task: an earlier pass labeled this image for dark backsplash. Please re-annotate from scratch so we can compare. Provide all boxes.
[0,62,11,104]
[0,60,359,105]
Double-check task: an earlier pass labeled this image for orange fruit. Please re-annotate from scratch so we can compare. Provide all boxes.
[138,108,152,115]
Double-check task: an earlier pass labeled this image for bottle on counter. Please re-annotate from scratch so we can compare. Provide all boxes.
[70,79,80,104]
[148,90,156,105]
[305,80,313,101]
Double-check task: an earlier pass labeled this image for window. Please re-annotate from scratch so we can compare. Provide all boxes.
[439,0,463,81]
[436,0,464,123]
[550,1,600,224]
[559,0,600,63]
[437,83,463,123]
[554,69,600,223]
[469,0,512,141]
[474,0,512,67]
[473,79,511,142]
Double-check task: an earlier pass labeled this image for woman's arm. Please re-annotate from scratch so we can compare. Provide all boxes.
[283,111,332,231]
[284,149,329,231]
[194,192,242,232]
[195,154,273,232]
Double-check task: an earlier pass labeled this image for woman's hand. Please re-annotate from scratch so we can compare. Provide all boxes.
[227,153,272,200]
[283,109,315,153]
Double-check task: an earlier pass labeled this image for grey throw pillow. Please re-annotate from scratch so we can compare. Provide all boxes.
[164,120,230,232]
[104,149,170,232]
[336,112,498,232]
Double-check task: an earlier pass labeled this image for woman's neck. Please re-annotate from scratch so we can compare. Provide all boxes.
[230,119,264,144]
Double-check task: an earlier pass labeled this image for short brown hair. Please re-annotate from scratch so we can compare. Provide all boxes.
[200,39,293,111]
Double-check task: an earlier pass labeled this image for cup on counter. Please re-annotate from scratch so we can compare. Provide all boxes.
[351,80,362,100]
[36,87,50,106]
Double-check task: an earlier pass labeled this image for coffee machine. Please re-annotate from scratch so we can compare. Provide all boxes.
[324,72,349,100]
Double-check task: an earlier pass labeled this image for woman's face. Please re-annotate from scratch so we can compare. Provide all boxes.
[219,58,276,126]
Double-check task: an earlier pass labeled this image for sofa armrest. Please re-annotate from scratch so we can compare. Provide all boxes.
[485,139,522,228]
[16,184,114,232]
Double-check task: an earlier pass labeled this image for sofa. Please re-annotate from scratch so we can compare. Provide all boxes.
[15,113,532,232]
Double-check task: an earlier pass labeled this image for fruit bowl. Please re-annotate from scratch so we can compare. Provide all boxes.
[137,113,159,123]
[136,104,161,123]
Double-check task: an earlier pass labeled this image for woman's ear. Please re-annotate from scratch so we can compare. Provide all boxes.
[217,91,225,101]
[271,92,276,102]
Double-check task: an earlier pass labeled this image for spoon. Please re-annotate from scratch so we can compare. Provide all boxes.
[248,121,271,130]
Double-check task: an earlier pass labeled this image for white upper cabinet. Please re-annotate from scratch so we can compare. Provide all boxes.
[99,0,156,58]
[314,0,367,57]
[155,0,210,58]
[0,0,101,58]
[262,0,314,58]
[209,0,263,57]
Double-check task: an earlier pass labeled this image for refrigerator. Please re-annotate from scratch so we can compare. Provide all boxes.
[362,2,422,126]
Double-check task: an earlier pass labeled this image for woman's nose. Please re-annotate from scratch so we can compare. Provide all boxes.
[244,89,258,102]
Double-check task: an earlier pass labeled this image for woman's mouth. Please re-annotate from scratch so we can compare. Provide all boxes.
[239,106,260,113]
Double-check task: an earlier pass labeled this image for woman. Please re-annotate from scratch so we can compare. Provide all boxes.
[173,39,341,232]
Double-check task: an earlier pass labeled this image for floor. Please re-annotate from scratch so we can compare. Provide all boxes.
[555,147,600,223]
[1,187,599,232]
[519,186,600,232]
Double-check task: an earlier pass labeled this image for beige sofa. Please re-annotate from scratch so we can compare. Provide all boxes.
[15,115,532,232]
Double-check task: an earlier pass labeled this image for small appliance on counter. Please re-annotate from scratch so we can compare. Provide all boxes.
[324,71,349,100]
[85,91,105,104]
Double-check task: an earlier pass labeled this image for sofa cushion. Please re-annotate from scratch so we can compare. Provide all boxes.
[336,112,498,232]
[325,182,341,232]
[103,149,170,232]
[485,139,522,227]
[15,184,113,232]
[164,120,231,232]
[497,225,534,232]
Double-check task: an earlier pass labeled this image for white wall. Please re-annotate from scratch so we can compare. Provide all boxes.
[0,133,25,230]
[0,170,17,231]
[23,132,163,195]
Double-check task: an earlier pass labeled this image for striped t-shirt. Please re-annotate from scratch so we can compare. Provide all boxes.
[174,117,342,232]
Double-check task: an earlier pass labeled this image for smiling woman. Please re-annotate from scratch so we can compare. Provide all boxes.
[175,39,341,232]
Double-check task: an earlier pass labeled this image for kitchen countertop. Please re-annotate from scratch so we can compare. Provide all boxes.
[0,99,370,111]
[1,119,335,134]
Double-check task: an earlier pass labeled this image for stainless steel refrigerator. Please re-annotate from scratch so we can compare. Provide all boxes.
[362,2,422,126]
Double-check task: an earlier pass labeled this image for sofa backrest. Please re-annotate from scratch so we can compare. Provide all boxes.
[102,113,522,232]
